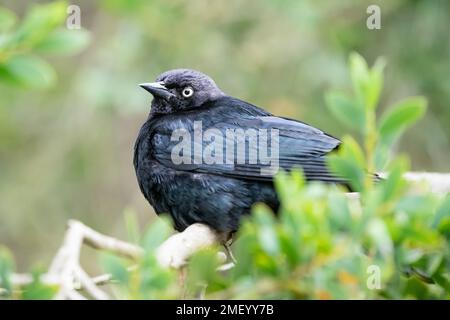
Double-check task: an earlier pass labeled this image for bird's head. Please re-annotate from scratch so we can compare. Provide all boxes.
[140,69,225,115]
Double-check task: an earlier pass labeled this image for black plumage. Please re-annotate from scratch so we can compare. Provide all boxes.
[134,69,345,232]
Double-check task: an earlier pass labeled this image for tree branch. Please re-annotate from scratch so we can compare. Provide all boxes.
[6,220,229,299]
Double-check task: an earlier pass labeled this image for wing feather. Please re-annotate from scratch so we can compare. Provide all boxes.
[151,103,344,183]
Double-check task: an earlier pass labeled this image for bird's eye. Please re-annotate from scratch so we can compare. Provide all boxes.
[182,87,194,98]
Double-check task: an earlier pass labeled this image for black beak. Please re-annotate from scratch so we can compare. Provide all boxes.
[139,82,174,101]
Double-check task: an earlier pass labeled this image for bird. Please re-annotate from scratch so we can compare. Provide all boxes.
[134,69,346,233]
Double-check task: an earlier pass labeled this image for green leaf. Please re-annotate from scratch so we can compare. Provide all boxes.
[379,97,427,146]
[274,169,304,205]
[15,1,67,46]
[101,253,129,284]
[35,29,91,55]
[379,157,409,202]
[22,270,58,299]
[368,57,386,110]
[425,253,444,276]
[395,195,434,216]
[325,91,365,132]
[432,273,450,293]
[0,246,15,296]
[374,143,390,170]
[327,136,365,191]
[340,136,365,167]
[327,156,364,191]
[349,52,370,107]
[2,55,56,88]
[367,218,393,259]
[433,195,450,231]
[349,52,385,110]
[187,249,221,291]
[231,225,258,278]
[141,217,172,250]
[401,248,424,265]
[327,191,351,231]
[253,203,279,256]
[278,229,300,266]
[0,7,17,32]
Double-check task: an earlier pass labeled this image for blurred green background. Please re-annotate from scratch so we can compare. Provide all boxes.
[0,0,449,271]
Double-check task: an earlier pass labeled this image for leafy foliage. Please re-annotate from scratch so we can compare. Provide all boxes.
[0,1,90,89]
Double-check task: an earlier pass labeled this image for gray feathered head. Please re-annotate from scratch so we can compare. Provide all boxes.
[140,69,224,115]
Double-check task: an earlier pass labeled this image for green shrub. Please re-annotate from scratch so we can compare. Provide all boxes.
[0,1,90,89]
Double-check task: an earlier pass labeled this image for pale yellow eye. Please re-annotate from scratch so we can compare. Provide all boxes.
[182,87,194,98]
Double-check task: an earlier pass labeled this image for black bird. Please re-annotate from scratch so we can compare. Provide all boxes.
[134,69,345,233]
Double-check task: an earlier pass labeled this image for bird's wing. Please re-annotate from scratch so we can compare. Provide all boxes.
[151,113,344,183]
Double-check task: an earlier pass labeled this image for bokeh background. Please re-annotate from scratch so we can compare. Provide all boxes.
[0,0,449,271]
